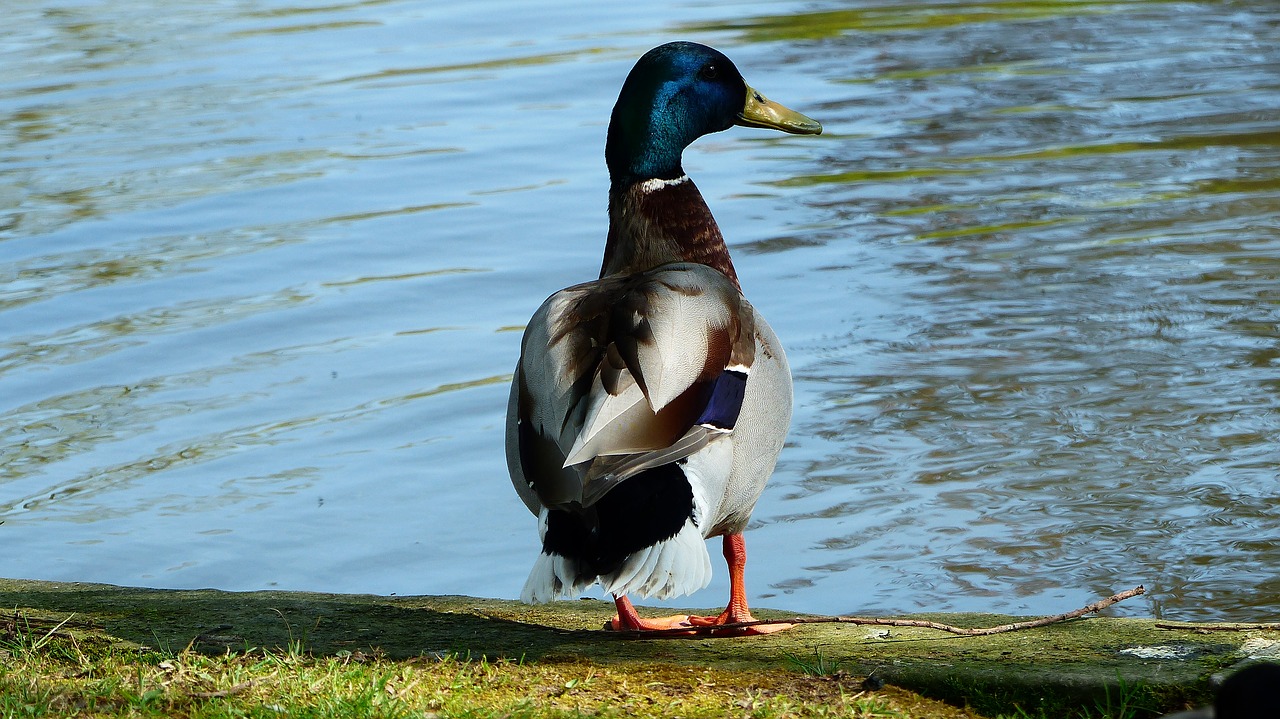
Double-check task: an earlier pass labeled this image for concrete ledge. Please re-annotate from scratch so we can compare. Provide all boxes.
[4,577,1274,715]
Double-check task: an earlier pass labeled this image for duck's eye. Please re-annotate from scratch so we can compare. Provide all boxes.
[699,64,718,81]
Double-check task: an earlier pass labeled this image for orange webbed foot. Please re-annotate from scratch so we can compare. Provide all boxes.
[606,613,695,633]
[687,609,793,636]
[605,595,698,636]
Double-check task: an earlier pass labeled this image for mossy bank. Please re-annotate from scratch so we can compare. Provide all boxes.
[4,578,1277,717]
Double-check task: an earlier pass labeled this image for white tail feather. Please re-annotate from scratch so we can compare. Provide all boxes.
[606,534,663,592]
[521,518,713,604]
[601,519,711,599]
[521,552,595,604]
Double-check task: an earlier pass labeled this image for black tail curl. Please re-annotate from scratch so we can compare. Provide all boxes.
[542,463,695,580]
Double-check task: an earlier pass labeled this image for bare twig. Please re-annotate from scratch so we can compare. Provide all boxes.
[611,585,1146,638]
[5,610,95,632]
[1155,621,1280,632]
[2,611,81,650]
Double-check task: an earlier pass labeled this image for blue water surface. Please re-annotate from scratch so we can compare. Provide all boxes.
[3,0,1280,622]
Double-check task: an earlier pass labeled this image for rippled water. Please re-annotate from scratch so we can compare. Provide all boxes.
[3,0,1278,622]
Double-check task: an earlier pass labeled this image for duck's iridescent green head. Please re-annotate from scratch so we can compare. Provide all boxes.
[605,42,821,184]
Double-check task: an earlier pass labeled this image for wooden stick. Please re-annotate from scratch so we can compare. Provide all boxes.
[1155,620,1280,632]
[612,585,1146,638]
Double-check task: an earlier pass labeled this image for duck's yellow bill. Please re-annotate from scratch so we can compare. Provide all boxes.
[736,84,822,135]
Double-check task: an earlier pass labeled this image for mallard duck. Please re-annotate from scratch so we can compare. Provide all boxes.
[506,41,820,634]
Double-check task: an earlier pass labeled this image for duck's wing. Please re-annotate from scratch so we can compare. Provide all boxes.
[507,262,756,511]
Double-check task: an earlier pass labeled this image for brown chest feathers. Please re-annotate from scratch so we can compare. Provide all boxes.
[599,177,740,290]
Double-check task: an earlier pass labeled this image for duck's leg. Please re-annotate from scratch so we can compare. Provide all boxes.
[688,533,792,635]
[607,595,694,632]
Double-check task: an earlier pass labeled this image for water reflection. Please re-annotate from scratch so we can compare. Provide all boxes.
[2,0,1278,621]
[749,0,1280,620]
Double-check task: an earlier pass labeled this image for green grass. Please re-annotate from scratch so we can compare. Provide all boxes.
[0,611,977,719]
[992,674,1161,719]
[784,648,846,677]
[0,594,1214,719]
